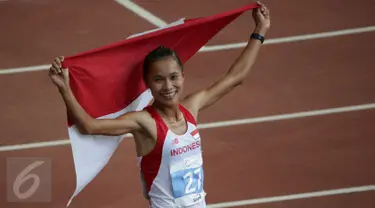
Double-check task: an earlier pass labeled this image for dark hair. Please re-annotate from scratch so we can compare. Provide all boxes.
[142,46,183,82]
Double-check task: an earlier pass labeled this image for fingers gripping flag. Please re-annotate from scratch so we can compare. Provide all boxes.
[61,3,259,206]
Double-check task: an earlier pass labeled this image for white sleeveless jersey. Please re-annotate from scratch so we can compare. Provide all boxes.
[138,105,206,208]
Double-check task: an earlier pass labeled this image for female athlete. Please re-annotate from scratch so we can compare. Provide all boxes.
[49,2,270,207]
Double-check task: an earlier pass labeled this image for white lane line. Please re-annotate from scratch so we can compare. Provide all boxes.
[0,64,51,75]
[0,139,71,151]
[198,103,375,129]
[114,0,167,27]
[1,103,374,152]
[1,25,374,75]
[200,25,375,52]
[206,185,375,208]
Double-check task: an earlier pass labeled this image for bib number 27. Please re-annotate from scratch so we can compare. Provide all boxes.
[171,166,204,198]
[183,167,202,194]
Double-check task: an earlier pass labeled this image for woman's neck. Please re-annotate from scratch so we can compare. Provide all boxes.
[152,100,182,123]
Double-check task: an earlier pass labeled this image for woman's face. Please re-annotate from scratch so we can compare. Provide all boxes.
[145,56,184,106]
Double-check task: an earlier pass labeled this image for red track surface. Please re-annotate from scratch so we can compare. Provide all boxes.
[1,1,375,208]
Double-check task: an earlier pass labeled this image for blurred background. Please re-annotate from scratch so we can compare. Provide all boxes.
[1,0,375,207]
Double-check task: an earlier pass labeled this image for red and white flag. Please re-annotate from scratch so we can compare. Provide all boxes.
[61,3,258,206]
[190,129,200,140]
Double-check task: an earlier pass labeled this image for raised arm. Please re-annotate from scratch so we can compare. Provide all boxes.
[183,2,271,116]
[49,57,142,136]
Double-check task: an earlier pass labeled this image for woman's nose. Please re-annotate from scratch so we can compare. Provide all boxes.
[163,79,173,90]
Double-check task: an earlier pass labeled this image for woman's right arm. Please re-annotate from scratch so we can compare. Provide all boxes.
[49,56,142,136]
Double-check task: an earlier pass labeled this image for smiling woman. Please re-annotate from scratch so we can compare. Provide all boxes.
[48,2,271,207]
[142,46,185,108]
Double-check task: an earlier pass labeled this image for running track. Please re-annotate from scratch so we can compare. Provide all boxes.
[1,0,375,207]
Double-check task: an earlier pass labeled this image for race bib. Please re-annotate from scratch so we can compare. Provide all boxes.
[170,154,205,207]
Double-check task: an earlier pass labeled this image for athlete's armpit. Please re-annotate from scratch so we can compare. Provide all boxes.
[182,75,239,118]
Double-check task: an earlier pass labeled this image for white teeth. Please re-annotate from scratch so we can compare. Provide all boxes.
[162,92,175,98]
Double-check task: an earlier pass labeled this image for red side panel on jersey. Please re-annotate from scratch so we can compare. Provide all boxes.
[140,106,168,193]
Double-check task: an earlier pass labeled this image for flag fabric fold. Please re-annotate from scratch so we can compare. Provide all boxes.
[61,3,259,206]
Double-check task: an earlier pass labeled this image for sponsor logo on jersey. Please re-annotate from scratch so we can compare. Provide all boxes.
[193,194,202,202]
[172,138,179,145]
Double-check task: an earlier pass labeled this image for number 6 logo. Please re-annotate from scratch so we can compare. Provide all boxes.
[13,161,44,200]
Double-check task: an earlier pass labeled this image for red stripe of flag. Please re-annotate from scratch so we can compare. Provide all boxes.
[191,129,199,137]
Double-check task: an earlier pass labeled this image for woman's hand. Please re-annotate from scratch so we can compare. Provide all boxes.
[253,1,271,35]
[48,56,70,92]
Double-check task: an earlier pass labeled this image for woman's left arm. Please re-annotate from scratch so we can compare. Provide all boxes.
[183,2,271,115]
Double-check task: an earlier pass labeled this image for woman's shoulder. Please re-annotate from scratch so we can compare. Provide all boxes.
[116,108,154,124]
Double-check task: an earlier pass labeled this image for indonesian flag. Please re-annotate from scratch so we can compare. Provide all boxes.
[191,129,200,140]
[61,3,259,206]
